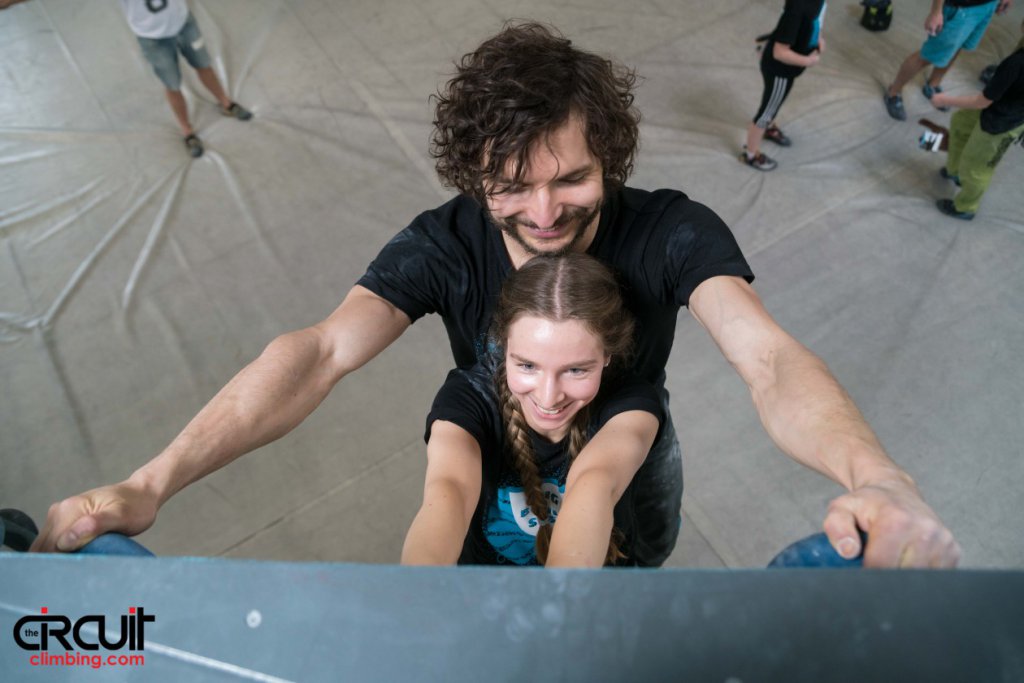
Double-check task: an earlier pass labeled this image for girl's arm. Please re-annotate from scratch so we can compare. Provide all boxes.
[401,420,482,565]
[546,410,660,568]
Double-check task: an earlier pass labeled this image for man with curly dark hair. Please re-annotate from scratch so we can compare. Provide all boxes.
[34,22,958,570]
[431,23,640,206]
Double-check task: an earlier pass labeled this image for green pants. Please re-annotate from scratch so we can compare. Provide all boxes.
[945,109,1024,214]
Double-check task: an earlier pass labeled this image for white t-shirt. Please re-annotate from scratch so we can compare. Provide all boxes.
[119,0,190,39]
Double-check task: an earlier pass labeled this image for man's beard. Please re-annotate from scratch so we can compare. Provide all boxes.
[493,203,601,258]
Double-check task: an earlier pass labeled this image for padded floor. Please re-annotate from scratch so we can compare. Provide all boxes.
[1,0,1022,567]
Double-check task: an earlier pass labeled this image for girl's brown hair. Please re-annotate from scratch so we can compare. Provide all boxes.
[491,253,634,564]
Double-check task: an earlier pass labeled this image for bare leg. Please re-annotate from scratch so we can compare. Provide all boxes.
[165,89,194,136]
[926,50,960,89]
[196,66,232,109]
[887,51,931,96]
[745,122,767,157]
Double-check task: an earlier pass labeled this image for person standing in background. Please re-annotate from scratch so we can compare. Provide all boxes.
[740,0,828,171]
[883,0,1012,121]
[930,18,1024,219]
[120,0,253,157]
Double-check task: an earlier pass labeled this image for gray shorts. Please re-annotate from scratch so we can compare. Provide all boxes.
[136,12,211,91]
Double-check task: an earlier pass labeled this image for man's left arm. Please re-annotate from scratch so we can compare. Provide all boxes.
[689,275,960,568]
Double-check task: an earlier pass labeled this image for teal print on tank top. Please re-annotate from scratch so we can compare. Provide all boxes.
[484,479,565,565]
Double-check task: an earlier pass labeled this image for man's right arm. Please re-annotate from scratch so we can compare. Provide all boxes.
[30,285,411,552]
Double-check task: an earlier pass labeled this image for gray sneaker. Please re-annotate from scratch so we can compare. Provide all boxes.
[183,134,204,158]
[739,146,777,171]
[222,102,253,121]
[883,93,906,121]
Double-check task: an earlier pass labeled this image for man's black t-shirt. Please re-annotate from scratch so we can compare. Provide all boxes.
[425,364,664,565]
[762,0,827,78]
[982,48,1024,135]
[357,186,754,388]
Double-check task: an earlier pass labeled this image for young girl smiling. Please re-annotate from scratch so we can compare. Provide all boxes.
[403,253,663,567]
